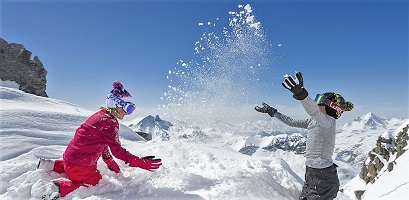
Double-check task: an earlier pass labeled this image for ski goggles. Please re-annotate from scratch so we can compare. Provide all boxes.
[314,94,328,106]
[122,102,136,115]
[110,95,136,115]
[314,94,345,115]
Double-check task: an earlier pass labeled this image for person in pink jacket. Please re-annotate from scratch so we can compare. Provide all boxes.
[34,81,162,199]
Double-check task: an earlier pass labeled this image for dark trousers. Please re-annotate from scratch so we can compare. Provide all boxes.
[299,163,340,200]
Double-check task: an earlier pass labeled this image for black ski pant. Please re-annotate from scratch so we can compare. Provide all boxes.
[299,163,340,200]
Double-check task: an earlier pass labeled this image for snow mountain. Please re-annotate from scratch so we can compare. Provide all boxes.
[341,120,409,200]
[238,133,306,156]
[334,112,407,170]
[127,115,173,141]
[339,112,386,131]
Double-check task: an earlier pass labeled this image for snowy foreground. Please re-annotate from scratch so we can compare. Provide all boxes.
[0,86,408,200]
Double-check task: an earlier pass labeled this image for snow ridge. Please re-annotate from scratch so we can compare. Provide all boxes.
[342,121,409,200]
[335,112,407,169]
[127,115,173,141]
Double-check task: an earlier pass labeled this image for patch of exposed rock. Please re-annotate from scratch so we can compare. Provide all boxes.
[0,37,48,97]
[355,123,408,199]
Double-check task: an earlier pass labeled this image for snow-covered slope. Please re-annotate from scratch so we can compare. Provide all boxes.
[127,112,406,188]
[0,86,89,161]
[362,151,409,200]
[128,111,406,187]
[1,86,407,200]
[341,120,409,200]
[0,87,144,161]
[127,115,173,141]
[334,113,407,169]
[0,86,305,199]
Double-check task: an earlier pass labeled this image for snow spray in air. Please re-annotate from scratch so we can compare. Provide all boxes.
[161,4,275,125]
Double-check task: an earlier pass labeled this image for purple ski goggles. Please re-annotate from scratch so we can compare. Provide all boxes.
[122,102,136,115]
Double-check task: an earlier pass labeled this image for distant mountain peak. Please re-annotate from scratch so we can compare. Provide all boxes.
[128,115,173,141]
[359,112,382,121]
[136,115,172,130]
[335,113,408,171]
[360,113,385,128]
[342,112,386,130]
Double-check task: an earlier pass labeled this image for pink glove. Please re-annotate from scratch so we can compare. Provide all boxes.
[129,156,162,172]
[103,157,120,173]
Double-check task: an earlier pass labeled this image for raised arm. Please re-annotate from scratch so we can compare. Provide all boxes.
[255,102,310,129]
[282,72,333,127]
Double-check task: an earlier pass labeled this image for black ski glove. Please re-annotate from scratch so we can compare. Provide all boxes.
[142,156,156,160]
[282,72,308,100]
[255,102,277,117]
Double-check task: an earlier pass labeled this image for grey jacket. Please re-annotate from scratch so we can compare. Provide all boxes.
[275,96,336,169]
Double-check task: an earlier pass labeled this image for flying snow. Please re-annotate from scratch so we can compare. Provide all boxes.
[161,4,274,125]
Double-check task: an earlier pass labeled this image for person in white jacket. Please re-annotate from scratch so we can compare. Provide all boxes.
[255,72,353,200]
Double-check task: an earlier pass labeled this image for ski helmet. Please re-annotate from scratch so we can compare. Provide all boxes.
[315,92,354,119]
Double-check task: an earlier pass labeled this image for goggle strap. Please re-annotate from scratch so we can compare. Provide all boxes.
[109,94,136,115]
[109,94,126,107]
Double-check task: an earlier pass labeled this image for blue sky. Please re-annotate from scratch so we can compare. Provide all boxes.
[1,0,408,123]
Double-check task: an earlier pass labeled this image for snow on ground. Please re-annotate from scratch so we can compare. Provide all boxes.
[3,81,402,200]
[342,150,409,200]
[0,86,301,199]
[4,83,408,200]
[335,113,407,170]
[0,86,358,200]
[361,151,409,200]
[0,140,301,200]
[342,121,409,200]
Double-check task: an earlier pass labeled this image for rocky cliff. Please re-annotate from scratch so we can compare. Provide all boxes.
[0,37,48,97]
[354,122,409,199]
[359,124,408,184]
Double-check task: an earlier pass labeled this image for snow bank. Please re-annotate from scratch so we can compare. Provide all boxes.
[0,86,302,199]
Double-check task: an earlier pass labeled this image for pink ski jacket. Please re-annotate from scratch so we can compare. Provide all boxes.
[63,109,133,167]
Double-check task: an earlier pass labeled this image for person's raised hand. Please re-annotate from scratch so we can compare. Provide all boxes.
[282,72,308,100]
[255,102,277,117]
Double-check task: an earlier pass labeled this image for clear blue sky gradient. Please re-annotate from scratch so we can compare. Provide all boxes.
[1,0,408,122]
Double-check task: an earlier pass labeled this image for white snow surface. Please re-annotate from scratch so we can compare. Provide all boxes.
[0,86,407,200]
[0,79,19,89]
[334,112,407,170]
[342,121,409,200]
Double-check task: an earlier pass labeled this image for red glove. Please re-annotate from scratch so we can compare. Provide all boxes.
[129,156,162,172]
[103,157,120,173]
